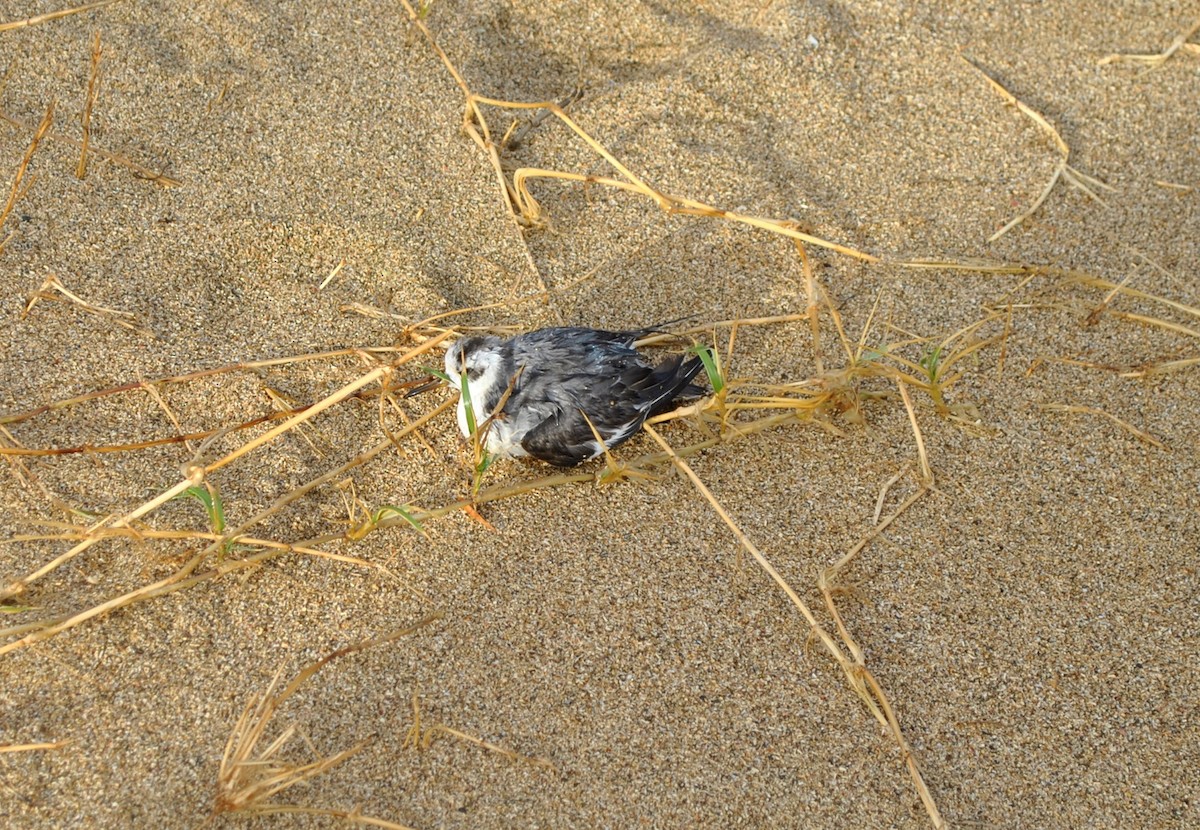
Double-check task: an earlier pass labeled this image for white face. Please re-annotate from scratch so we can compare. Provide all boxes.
[444,337,510,440]
[443,337,507,397]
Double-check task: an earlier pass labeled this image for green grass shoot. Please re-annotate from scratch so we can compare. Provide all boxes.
[690,344,725,394]
[417,364,452,384]
[459,370,478,436]
[372,504,427,536]
[458,369,494,495]
[175,482,231,556]
[919,344,944,384]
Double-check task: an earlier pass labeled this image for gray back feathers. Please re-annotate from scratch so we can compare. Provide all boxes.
[451,327,704,467]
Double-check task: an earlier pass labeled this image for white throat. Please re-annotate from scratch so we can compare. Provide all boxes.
[444,341,528,458]
[452,354,508,440]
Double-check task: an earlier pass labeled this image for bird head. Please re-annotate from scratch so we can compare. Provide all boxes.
[404,334,511,404]
[443,335,507,394]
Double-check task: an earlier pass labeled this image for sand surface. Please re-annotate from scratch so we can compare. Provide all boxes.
[1,1,1197,827]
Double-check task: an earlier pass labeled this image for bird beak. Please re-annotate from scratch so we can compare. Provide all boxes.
[402,375,443,398]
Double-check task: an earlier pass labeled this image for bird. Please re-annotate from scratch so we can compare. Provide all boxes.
[421,326,706,467]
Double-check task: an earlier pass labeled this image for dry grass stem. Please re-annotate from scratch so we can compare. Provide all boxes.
[8,526,356,567]
[212,365,394,471]
[820,485,929,662]
[421,724,557,772]
[237,399,450,539]
[1120,356,1200,378]
[0,394,453,654]
[0,740,70,753]
[0,468,202,604]
[0,0,123,32]
[215,614,442,818]
[639,424,864,703]
[642,423,944,828]
[893,258,1030,274]
[221,804,420,829]
[391,0,561,313]
[796,241,824,375]
[0,405,310,457]
[0,336,450,610]
[637,313,810,343]
[873,470,906,525]
[265,386,325,457]
[0,422,46,494]
[1099,15,1200,72]
[1039,403,1166,449]
[1105,310,1200,340]
[0,110,179,186]
[405,695,557,772]
[0,345,406,428]
[397,0,876,262]
[0,617,68,641]
[139,376,193,454]
[578,408,618,475]
[962,58,1114,241]
[817,485,937,822]
[0,100,54,253]
[205,332,449,474]
[897,380,933,486]
[22,274,151,335]
[76,31,103,179]
[319,257,346,289]
[1063,272,1200,322]
[996,304,1014,376]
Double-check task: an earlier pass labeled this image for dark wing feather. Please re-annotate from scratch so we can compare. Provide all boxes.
[519,355,705,467]
[519,407,599,467]
[624,354,705,419]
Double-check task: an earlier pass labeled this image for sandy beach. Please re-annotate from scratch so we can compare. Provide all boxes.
[1,1,1197,827]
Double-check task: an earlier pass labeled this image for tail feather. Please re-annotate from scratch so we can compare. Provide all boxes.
[639,355,705,417]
